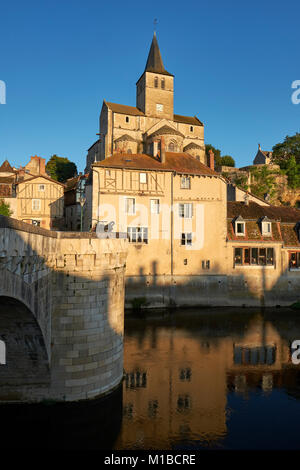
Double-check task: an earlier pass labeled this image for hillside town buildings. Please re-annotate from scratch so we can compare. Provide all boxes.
[1,33,299,308]
[0,156,64,229]
[83,33,300,308]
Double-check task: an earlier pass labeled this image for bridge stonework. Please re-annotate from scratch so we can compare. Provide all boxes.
[0,216,127,402]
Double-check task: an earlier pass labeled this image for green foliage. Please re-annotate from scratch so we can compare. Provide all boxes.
[272,133,300,166]
[232,174,248,191]
[205,144,235,168]
[284,156,300,189]
[250,166,277,199]
[0,199,12,216]
[221,155,235,167]
[46,155,77,182]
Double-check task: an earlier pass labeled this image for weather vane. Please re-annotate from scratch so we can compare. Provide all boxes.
[154,18,158,33]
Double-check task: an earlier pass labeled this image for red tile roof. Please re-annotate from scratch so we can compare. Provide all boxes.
[93,152,217,176]
[228,201,300,223]
[0,160,14,173]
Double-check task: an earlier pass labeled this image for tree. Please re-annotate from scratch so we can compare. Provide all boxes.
[46,155,77,182]
[221,155,235,167]
[285,156,300,189]
[272,133,300,166]
[0,199,12,216]
[250,166,277,200]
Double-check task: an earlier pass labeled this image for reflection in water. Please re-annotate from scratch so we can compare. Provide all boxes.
[2,307,300,449]
[114,308,300,450]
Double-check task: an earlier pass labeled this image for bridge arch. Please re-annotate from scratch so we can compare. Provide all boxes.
[0,296,50,401]
[0,265,51,360]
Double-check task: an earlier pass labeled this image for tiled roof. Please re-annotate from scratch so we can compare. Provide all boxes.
[144,32,173,76]
[104,101,203,127]
[227,201,300,246]
[93,152,217,176]
[16,174,66,187]
[280,224,300,247]
[227,201,300,223]
[0,160,14,173]
[174,114,203,126]
[105,102,144,116]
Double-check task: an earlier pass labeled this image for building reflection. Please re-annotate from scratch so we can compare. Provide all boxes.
[115,310,300,450]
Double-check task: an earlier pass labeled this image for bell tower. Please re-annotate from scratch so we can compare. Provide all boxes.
[136,33,174,120]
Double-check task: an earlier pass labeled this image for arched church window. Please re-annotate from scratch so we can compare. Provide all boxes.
[196,155,200,161]
[161,78,165,89]
[154,77,158,88]
[127,149,132,154]
[168,142,176,152]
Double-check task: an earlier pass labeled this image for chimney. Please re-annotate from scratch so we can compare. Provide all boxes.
[208,149,214,171]
[39,157,46,175]
[160,136,166,164]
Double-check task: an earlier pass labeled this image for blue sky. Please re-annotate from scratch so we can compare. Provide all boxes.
[0,0,299,172]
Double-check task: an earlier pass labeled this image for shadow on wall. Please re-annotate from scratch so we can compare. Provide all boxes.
[0,215,126,404]
[125,258,300,309]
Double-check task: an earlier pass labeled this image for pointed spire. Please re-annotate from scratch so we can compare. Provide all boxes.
[144,33,172,76]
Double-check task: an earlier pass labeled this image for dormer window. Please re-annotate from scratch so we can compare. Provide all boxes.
[261,217,272,237]
[235,216,245,236]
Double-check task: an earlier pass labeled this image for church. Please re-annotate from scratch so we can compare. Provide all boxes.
[85,32,209,172]
[83,33,300,309]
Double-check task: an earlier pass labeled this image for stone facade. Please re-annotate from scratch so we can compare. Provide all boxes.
[85,33,205,168]
[0,216,127,402]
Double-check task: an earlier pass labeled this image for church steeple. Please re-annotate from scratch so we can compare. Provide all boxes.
[136,33,174,119]
[144,32,172,76]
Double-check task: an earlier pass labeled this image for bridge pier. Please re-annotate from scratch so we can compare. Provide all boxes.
[0,216,127,402]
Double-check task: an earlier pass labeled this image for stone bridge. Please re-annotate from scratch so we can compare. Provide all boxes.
[0,216,127,402]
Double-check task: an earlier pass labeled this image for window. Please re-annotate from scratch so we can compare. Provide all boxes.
[179,203,193,218]
[161,78,165,89]
[168,141,176,152]
[150,199,160,214]
[126,116,129,123]
[236,221,245,235]
[180,176,191,189]
[127,227,148,244]
[202,260,210,270]
[289,251,300,269]
[262,221,272,236]
[125,198,135,215]
[181,233,192,246]
[234,247,274,266]
[139,172,147,184]
[106,169,111,177]
[156,103,163,112]
[32,199,41,211]
[154,77,158,88]
[190,126,193,132]
[38,184,45,191]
